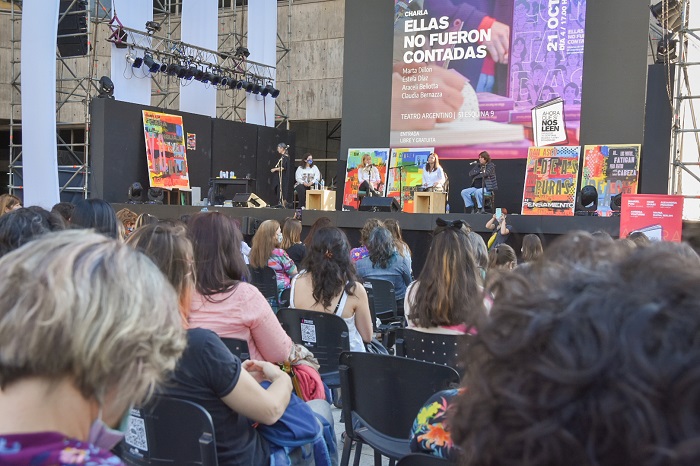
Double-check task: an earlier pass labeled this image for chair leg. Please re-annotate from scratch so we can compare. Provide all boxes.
[374,449,383,466]
[340,436,353,466]
[353,442,363,466]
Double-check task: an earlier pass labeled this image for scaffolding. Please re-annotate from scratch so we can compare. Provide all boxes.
[8,0,292,198]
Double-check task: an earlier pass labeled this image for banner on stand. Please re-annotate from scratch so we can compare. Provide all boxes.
[581,144,641,217]
[620,194,684,242]
[142,111,191,190]
[521,146,581,216]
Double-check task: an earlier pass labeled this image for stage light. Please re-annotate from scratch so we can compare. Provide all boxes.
[193,68,205,81]
[184,66,198,80]
[143,53,161,73]
[219,76,229,86]
[176,66,188,79]
[270,87,281,98]
[201,71,214,84]
[610,193,622,214]
[210,73,222,85]
[228,78,242,90]
[145,21,161,33]
[126,53,143,69]
[261,83,274,97]
[575,185,598,216]
[651,0,683,32]
[147,188,164,204]
[166,63,184,77]
[251,82,262,94]
[127,182,143,203]
[243,80,255,92]
[656,33,678,63]
[235,46,250,58]
[97,76,114,99]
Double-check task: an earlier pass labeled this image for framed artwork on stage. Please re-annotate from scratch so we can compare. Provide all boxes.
[581,144,641,217]
[142,110,191,190]
[343,148,390,210]
[521,146,581,216]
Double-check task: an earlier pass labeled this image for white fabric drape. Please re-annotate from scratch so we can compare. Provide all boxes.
[21,0,60,208]
[246,0,277,126]
[180,0,218,117]
[110,0,153,104]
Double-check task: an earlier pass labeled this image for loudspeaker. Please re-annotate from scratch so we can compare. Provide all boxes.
[240,217,262,236]
[232,192,268,208]
[359,196,401,212]
[57,0,89,57]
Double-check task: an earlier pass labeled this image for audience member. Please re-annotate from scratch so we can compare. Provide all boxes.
[0,194,21,216]
[70,198,120,239]
[465,231,489,282]
[290,227,373,352]
[410,389,463,461]
[384,218,412,273]
[0,207,65,258]
[350,218,383,262]
[134,212,159,230]
[51,201,74,223]
[488,243,517,270]
[520,233,543,263]
[355,225,412,310]
[485,208,510,248]
[451,236,700,465]
[187,212,294,363]
[250,219,298,299]
[0,230,185,464]
[404,218,483,334]
[116,208,138,237]
[304,216,332,248]
[282,217,306,264]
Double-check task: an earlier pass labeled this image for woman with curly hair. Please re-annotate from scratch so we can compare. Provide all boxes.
[250,219,298,299]
[0,194,21,216]
[289,226,372,352]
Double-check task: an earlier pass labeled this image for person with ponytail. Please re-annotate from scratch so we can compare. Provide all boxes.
[288,227,373,352]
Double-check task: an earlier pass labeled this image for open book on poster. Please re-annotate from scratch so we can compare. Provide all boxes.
[531,98,567,147]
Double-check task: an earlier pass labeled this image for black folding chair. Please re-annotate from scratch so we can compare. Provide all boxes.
[219,337,250,361]
[394,328,465,375]
[363,280,402,350]
[277,307,350,388]
[248,265,279,311]
[116,396,218,466]
[365,278,400,323]
[339,352,460,466]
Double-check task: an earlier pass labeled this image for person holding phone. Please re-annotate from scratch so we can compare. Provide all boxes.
[485,208,511,249]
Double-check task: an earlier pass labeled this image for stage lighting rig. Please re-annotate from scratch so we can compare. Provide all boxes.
[235,46,251,59]
[145,21,162,34]
[126,52,143,68]
[97,76,114,99]
[143,53,162,73]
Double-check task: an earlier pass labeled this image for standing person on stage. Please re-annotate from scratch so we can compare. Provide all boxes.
[461,151,497,214]
[357,154,381,197]
[294,153,321,209]
[421,152,446,191]
[271,142,291,208]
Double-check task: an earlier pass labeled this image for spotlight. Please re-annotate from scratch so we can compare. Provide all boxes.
[651,0,683,32]
[127,182,143,203]
[228,78,242,90]
[126,53,143,69]
[143,54,161,73]
[210,74,222,85]
[219,76,229,86]
[97,76,114,99]
[184,66,198,80]
[201,71,214,84]
[166,63,184,77]
[656,33,678,63]
[176,66,188,79]
[158,62,168,73]
[235,46,251,58]
[610,193,622,215]
[270,87,281,98]
[147,188,164,204]
[193,68,205,81]
[251,82,262,94]
[145,21,161,33]
[261,83,274,97]
[575,185,599,216]
[241,80,255,92]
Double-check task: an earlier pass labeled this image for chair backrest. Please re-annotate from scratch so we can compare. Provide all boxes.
[366,278,398,322]
[219,337,250,361]
[339,352,460,440]
[277,308,350,377]
[117,396,218,466]
[248,265,278,308]
[361,281,378,332]
[396,453,454,466]
[394,328,464,373]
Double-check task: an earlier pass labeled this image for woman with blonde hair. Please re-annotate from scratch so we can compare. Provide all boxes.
[0,230,185,464]
[282,217,306,264]
[0,194,21,216]
[250,219,298,299]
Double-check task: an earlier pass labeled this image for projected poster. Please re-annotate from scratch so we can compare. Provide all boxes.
[521,146,581,216]
[386,147,433,213]
[343,148,390,210]
[581,144,641,217]
[142,111,190,189]
[391,0,587,159]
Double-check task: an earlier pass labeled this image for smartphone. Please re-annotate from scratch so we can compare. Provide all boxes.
[495,208,502,220]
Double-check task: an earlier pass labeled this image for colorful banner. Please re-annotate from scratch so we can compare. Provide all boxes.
[521,146,581,216]
[391,0,587,159]
[581,144,641,217]
[343,148,390,210]
[142,111,191,189]
[386,148,433,213]
[620,194,684,242]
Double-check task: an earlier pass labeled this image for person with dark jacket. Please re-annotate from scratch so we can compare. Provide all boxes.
[461,151,497,213]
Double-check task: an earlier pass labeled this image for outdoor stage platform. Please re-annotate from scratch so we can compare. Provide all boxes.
[113,203,620,275]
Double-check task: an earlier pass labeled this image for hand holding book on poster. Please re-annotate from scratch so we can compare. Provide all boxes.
[481,20,510,64]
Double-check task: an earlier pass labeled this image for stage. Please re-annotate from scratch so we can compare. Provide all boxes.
[113,203,620,275]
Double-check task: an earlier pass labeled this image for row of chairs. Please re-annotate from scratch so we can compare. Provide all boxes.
[116,352,457,466]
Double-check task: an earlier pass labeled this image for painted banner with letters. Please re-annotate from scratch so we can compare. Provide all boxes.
[521,146,581,216]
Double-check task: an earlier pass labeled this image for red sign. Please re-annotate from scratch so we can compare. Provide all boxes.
[620,194,684,242]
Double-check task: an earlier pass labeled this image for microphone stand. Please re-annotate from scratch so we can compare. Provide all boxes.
[389,162,417,210]
[275,156,285,207]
